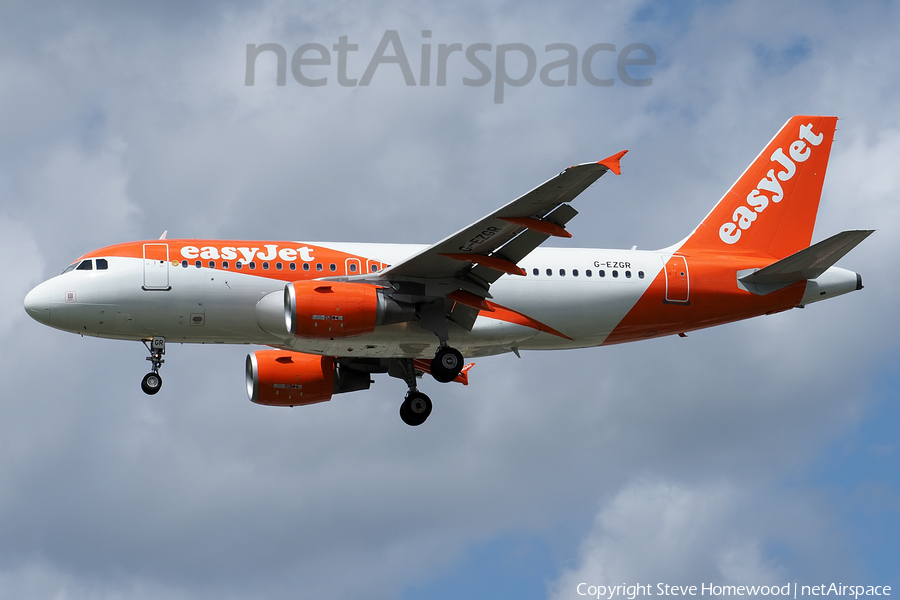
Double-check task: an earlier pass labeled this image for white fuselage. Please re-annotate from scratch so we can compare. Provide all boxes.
[24,241,859,360]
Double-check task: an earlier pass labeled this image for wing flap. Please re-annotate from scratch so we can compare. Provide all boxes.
[469,203,581,285]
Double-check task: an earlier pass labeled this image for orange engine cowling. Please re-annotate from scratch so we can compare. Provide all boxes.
[247,350,335,406]
[284,281,414,339]
[246,350,373,407]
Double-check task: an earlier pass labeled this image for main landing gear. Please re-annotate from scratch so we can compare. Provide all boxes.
[391,357,433,426]
[141,337,165,395]
[392,345,464,426]
[430,346,464,383]
[400,390,432,427]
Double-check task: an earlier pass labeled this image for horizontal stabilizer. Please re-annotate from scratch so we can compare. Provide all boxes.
[740,230,873,285]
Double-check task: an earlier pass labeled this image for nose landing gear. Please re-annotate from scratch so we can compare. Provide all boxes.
[141,337,166,395]
[141,372,162,395]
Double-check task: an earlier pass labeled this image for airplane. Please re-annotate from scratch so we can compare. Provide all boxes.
[23,115,872,426]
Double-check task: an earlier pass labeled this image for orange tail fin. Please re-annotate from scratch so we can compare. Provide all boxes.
[678,115,838,259]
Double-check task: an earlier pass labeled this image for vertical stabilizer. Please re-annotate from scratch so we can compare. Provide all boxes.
[678,115,838,258]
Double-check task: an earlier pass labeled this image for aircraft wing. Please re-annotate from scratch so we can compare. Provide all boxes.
[378,151,627,299]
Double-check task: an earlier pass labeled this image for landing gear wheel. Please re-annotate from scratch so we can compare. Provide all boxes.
[400,391,432,426]
[141,337,166,395]
[431,346,464,383]
[141,372,163,395]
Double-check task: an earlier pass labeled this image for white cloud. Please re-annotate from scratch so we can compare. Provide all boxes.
[549,480,785,595]
[0,560,202,600]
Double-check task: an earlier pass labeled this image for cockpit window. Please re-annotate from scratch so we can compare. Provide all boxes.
[62,258,107,274]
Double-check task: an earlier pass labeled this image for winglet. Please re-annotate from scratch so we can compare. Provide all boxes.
[598,150,628,176]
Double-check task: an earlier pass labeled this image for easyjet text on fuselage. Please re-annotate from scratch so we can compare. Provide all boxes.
[180,244,315,263]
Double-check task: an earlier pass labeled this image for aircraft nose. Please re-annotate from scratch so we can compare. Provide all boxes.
[24,282,51,324]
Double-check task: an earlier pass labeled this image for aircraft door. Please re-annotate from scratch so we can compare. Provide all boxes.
[143,243,171,290]
[345,258,362,276]
[663,254,689,304]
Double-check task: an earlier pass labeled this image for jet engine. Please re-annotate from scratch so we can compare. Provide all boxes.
[284,281,414,339]
[246,350,371,407]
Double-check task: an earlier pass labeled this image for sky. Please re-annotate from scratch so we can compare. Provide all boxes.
[1,0,898,598]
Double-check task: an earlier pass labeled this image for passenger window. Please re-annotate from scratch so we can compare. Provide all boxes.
[262,262,269,270]
[625,270,631,278]
[638,271,645,279]
[182,260,188,268]
[96,258,108,270]
[599,270,605,277]
[236,262,243,269]
[573,269,579,277]
[532,268,539,276]
[546,268,552,276]
[195,260,202,268]
[316,263,323,271]
[249,262,256,269]
[290,263,296,271]
[222,261,229,269]
[76,260,93,271]
[330,263,336,272]
[303,263,310,271]
[370,265,379,273]
[586,270,592,277]
[349,263,358,273]
[559,269,566,276]
[209,261,216,269]
[612,270,619,278]
[276,262,283,270]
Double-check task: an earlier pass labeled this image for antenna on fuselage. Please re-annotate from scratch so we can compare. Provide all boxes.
[159,230,168,240]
